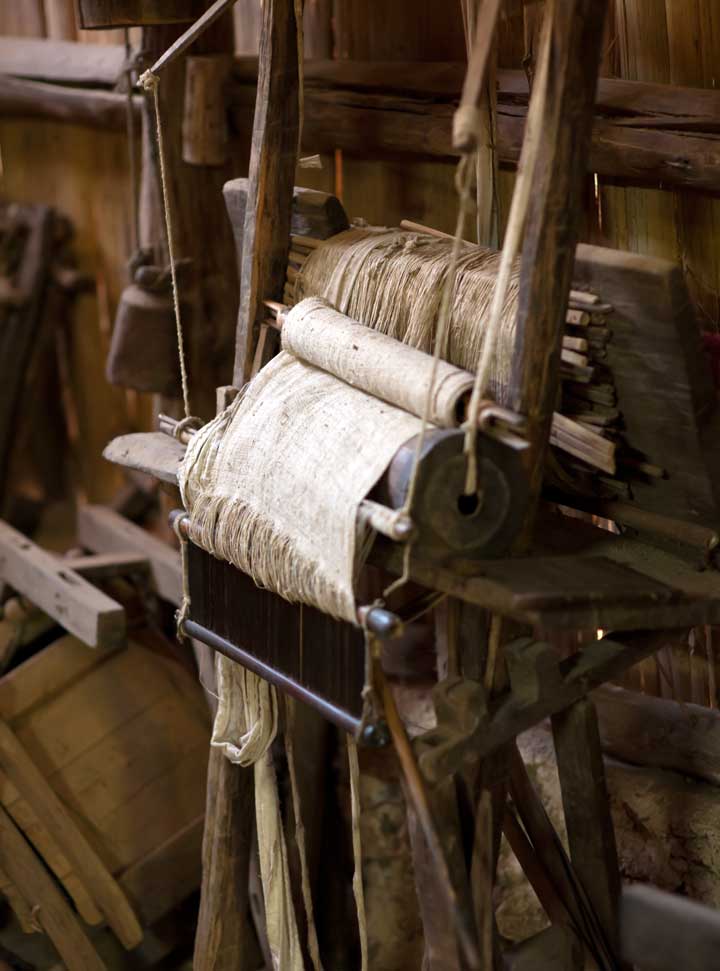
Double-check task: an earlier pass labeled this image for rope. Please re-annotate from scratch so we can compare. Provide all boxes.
[139,68,192,418]
[170,514,191,642]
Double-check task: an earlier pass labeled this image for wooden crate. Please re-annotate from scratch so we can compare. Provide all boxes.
[0,634,209,929]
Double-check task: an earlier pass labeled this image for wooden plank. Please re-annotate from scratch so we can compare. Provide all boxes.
[102,432,184,487]
[552,699,621,956]
[0,36,125,83]
[0,633,117,721]
[77,503,182,606]
[620,884,720,971]
[0,519,125,648]
[64,551,151,580]
[572,243,720,530]
[0,719,143,949]
[233,0,300,385]
[0,802,107,971]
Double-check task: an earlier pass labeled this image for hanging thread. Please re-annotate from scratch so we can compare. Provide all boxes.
[139,68,192,419]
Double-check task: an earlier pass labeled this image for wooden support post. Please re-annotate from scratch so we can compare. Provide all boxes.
[509,0,608,525]
[232,0,300,385]
[193,748,257,971]
[551,698,621,954]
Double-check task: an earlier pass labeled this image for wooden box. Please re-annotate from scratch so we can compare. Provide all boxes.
[0,634,209,930]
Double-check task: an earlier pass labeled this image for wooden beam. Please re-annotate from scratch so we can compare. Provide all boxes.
[2,39,719,192]
[594,684,720,787]
[193,749,256,971]
[0,519,125,649]
[233,0,300,386]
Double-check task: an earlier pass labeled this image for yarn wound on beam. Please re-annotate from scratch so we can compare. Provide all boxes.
[294,227,522,404]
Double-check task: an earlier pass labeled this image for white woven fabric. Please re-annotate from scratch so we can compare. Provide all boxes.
[282,297,474,428]
[179,351,421,624]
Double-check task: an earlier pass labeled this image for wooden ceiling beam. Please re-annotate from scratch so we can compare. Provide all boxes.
[1,39,719,193]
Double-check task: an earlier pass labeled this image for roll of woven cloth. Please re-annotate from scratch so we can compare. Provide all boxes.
[282,297,474,427]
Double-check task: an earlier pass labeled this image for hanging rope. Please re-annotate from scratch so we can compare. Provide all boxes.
[139,68,192,419]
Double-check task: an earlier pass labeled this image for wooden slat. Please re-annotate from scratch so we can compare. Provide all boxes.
[572,243,720,530]
[193,749,255,971]
[77,503,181,606]
[0,519,125,648]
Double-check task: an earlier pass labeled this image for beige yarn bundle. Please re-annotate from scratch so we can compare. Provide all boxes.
[295,227,521,403]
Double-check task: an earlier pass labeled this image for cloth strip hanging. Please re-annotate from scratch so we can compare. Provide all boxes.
[179,349,423,624]
[212,657,304,970]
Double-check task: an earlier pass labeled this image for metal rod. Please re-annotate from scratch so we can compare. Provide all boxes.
[145,0,239,79]
[184,617,364,736]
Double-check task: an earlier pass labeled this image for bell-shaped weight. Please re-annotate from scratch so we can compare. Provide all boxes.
[106,260,196,396]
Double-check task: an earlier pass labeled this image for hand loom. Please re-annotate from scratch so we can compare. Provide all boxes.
[103,0,720,966]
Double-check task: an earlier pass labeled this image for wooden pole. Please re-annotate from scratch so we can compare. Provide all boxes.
[193,748,258,971]
[232,0,300,385]
[508,0,609,532]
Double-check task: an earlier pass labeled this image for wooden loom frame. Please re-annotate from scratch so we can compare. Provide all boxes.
[97,0,720,967]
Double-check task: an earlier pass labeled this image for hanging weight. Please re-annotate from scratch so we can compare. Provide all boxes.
[106,258,196,397]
